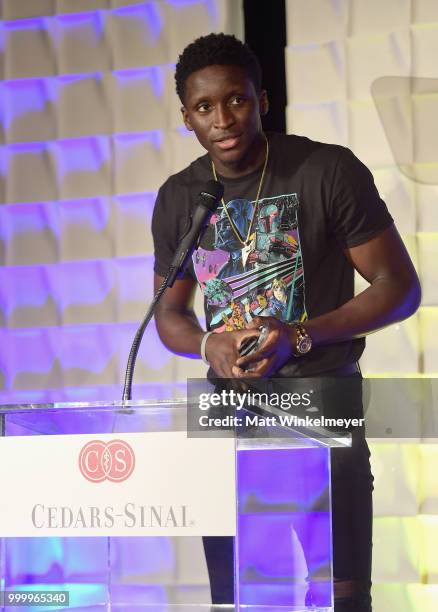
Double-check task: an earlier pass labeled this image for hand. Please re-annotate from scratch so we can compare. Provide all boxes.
[205,328,262,378]
[231,316,296,378]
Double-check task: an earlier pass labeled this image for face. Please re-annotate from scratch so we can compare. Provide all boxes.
[273,283,286,302]
[257,295,267,308]
[181,64,268,177]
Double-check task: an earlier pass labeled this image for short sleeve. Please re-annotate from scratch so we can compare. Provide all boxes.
[152,181,177,277]
[151,178,193,279]
[327,148,394,248]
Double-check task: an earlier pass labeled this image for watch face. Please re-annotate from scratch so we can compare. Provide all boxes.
[297,337,312,354]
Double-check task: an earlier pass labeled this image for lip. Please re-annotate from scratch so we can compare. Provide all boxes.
[214,134,242,150]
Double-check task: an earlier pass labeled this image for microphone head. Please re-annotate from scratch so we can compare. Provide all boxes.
[200,180,224,211]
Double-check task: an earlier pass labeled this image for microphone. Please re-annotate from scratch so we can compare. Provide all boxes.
[167,179,224,287]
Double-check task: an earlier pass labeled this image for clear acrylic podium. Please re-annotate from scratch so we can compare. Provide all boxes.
[0,399,348,611]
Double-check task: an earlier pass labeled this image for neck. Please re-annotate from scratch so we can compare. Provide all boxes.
[212,132,267,179]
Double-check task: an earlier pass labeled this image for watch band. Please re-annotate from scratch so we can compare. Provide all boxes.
[200,331,214,365]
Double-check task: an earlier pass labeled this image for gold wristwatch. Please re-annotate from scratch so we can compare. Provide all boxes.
[291,323,312,356]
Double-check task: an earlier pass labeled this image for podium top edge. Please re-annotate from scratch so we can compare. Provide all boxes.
[0,398,188,411]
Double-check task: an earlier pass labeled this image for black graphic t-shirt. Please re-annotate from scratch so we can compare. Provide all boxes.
[152,133,393,376]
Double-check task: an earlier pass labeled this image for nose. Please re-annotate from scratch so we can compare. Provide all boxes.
[213,103,235,129]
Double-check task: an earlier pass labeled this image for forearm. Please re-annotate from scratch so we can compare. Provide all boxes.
[156,304,259,376]
[235,274,421,377]
[304,275,421,347]
[155,306,205,358]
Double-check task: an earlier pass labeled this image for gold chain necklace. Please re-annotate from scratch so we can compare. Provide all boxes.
[211,133,269,247]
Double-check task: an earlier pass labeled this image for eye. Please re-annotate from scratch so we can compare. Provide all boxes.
[197,102,211,113]
[230,95,246,105]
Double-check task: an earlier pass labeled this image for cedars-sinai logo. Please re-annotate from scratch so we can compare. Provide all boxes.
[79,440,135,483]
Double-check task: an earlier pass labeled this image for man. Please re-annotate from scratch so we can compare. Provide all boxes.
[152,33,421,611]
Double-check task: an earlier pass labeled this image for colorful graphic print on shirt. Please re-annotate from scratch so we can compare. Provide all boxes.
[192,193,306,332]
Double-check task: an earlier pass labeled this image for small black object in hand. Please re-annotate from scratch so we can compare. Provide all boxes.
[238,325,269,357]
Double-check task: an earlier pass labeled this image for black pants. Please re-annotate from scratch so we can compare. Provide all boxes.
[203,374,373,611]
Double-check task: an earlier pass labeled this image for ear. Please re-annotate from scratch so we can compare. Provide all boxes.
[259,90,269,116]
[181,106,193,131]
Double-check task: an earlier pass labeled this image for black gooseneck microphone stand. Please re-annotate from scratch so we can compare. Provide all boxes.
[122,268,174,401]
[122,180,223,401]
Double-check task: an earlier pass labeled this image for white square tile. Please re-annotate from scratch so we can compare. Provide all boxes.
[0,22,4,82]
[113,131,170,193]
[163,63,184,130]
[348,99,396,168]
[117,320,177,383]
[112,67,169,133]
[56,11,112,74]
[416,182,438,232]
[286,41,346,104]
[107,3,167,69]
[360,314,420,374]
[349,0,411,36]
[365,379,425,440]
[55,136,112,199]
[63,537,108,579]
[3,0,55,21]
[372,517,421,583]
[412,24,438,76]
[7,327,63,390]
[113,192,155,257]
[4,17,56,79]
[164,0,244,62]
[168,128,207,176]
[58,259,116,325]
[410,162,438,185]
[419,446,438,514]
[370,444,420,516]
[413,90,438,164]
[371,584,417,611]
[2,78,58,144]
[56,0,109,13]
[417,233,438,306]
[5,142,58,204]
[419,308,438,374]
[286,0,348,45]
[58,74,112,138]
[372,166,416,234]
[175,537,209,585]
[109,536,175,582]
[60,324,119,386]
[115,256,153,322]
[413,0,438,24]
[419,516,438,582]
[110,0,144,7]
[286,101,348,146]
[59,197,114,261]
[371,76,415,171]
[1,265,59,328]
[347,30,411,100]
[0,147,7,204]
[174,353,209,382]
[1,201,59,266]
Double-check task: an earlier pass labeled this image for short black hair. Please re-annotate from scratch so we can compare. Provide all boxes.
[175,32,262,104]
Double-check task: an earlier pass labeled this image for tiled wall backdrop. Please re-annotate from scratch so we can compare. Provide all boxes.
[0,0,243,402]
[1,0,437,609]
[285,1,438,610]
